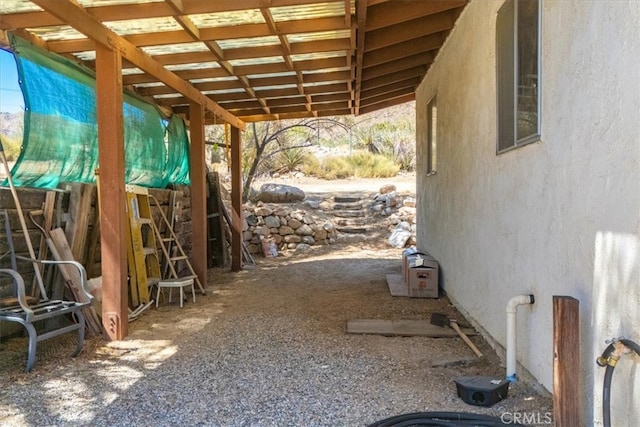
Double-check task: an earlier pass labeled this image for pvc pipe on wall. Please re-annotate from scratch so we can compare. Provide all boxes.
[506,294,535,382]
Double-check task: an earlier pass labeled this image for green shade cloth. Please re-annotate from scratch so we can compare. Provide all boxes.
[8,35,190,189]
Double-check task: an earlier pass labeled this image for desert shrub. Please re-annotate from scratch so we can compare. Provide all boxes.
[274,146,308,173]
[302,151,399,179]
[304,155,352,179]
[352,120,415,171]
[348,151,400,178]
[300,154,321,175]
[0,135,21,161]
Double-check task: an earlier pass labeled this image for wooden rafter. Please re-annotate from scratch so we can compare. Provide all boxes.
[354,0,368,115]
[28,0,244,129]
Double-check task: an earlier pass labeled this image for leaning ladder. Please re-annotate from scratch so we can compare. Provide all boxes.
[148,194,205,295]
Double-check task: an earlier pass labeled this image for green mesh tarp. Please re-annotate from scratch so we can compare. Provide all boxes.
[9,35,190,189]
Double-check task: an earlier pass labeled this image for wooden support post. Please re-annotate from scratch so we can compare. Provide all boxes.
[230,126,243,272]
[96,43,128,341]
[189,102,207,287]
[553,296,581,426]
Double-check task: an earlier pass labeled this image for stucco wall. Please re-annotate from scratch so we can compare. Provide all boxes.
[415,1,640,424]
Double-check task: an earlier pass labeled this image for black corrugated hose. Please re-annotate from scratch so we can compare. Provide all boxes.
[597,338,640,427]
[367,411,524,427]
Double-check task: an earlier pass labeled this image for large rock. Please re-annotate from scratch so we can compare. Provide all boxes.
[263,215,281,228]
[295,224,314,236]
[259,183,305,203]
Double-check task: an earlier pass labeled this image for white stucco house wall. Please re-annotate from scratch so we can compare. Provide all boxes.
[415,1,639,425]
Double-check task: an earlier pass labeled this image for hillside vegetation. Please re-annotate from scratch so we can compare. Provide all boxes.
[0,102,416,181]
[206,101,416,184]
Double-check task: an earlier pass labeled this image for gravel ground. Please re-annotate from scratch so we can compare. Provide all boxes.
[0,243,553,426]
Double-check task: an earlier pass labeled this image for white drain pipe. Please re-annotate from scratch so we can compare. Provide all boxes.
[506,294,535,382]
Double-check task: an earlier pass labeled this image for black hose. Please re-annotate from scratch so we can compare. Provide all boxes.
[598,339,640,427]
[367,411,524,427]
[619,339,640,357]
[602,365,614,427]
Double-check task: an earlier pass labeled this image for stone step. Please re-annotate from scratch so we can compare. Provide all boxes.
[334,217,366,227]
[332,209,366,218]
[336,226,369,234]
[332,201,365,210]
[334,196,361,203]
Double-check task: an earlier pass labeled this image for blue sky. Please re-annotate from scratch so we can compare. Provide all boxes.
[0,49,24,113]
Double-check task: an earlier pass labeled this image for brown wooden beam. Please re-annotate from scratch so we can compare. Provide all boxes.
[30,0,244,130]
[95,44,128,341]
[553,296,582,427]
[354,0,367,115]
[366,25,449,52]
[189,102,207,288]
[230,126,243,272]
[359,92,415,115]
[361,87,415,106]
[366,0,467,31]
[361,67,425,91]
[363,39,437,69]
[361,53,431,80]
[361,78,420,101]
[123,67,230,85]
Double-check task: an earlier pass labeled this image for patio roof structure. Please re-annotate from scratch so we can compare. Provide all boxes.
[0,0,467,121]
[0,0,468,340]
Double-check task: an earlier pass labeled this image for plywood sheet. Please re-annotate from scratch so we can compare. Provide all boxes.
[386,273,408,297]
[347,319,477,338]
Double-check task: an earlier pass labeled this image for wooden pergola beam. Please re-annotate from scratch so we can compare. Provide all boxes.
[354,0,368,115]
[30,0,244,131]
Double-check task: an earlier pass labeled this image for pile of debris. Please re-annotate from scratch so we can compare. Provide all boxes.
[369,184,417,248]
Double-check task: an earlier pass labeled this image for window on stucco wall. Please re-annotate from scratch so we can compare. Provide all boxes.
[427,96,437,175]
[496,0,540,153]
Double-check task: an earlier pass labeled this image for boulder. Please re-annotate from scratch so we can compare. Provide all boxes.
[259,183,305,203]
[295,243,312,252]
[254,206,273,217]
[284,235,302,243]
[379,184,396,194]
[264,215,281,228]
[288,218,302,229]
[246,214,259,226]
[253,225,270,236]
[279,226,295,235]
[295,224,314,236]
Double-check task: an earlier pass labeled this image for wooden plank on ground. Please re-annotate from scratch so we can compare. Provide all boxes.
[347,319,477,337]
[386,273,408,297]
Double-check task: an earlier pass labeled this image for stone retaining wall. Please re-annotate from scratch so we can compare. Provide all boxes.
[242,183,417,255]
[242,205,336,255]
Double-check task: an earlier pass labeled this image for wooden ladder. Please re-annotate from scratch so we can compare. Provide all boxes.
[125,185,162,306]
[148,193,205,295]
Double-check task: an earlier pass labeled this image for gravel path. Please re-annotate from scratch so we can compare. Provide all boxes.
[0,243,552,426]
